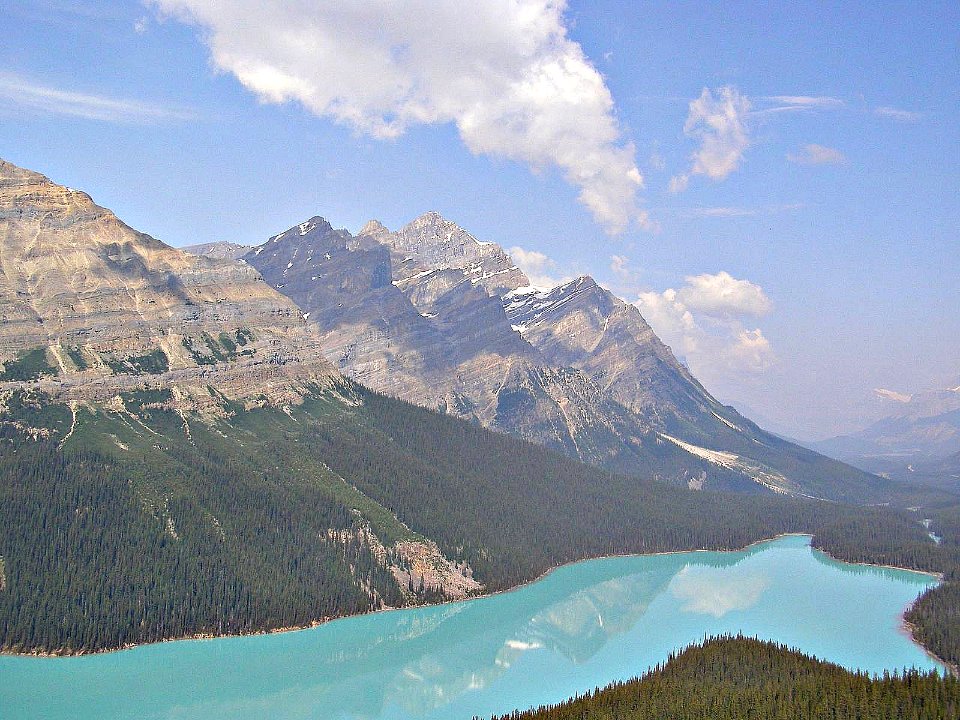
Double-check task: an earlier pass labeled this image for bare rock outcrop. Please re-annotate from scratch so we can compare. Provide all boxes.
[0,158,336,409]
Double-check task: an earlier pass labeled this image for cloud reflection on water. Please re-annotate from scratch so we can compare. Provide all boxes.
[669,565,770,618]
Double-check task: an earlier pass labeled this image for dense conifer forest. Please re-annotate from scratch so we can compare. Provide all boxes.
[488,636,960,720]
[0,382,958,662]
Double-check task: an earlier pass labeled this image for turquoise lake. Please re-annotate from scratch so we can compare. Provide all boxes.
[0,535,942,719]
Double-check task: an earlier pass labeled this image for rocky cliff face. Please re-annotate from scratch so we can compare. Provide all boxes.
[242,215,627,462]
[0,158,336,408]
[504,278,714,418]
[370,212,528,295]
[241,210,889,500]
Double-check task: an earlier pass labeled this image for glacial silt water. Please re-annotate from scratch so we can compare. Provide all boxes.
[0,535,941,719]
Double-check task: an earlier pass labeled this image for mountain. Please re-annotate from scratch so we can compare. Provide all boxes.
[0,158,335,408]
[181,241,254,261]
[238,211,895,503]
[0,157,949,659]
[811,382,960,491]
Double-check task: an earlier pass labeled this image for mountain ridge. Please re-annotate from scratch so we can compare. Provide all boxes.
[239,210,897,503]
[0,156,951,662]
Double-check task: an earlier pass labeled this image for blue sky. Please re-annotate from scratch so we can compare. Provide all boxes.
[2,0,957,439]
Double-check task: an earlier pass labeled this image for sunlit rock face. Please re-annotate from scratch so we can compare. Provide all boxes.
[503,276,715,420]
[377,211,529,296]
[0,158,337,408]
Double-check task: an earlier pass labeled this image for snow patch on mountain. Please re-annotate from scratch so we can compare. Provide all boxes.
[874,388,913,403]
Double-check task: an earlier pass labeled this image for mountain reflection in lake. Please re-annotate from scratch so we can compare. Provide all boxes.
[0,536,941,720]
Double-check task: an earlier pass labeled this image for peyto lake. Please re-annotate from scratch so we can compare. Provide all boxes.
[0,535,942,719]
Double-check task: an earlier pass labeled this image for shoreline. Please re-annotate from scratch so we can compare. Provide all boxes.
[1,532,946,668]
[900,616,958,677]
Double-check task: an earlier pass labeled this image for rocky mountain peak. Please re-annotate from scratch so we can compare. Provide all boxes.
[359,219,391,241]
[363,211,528,295]
[392,211,482,254]
[268,216,337,243]
[0,157,118,228]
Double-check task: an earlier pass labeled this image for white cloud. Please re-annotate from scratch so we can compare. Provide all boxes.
[787,144,846,165]
[875,106,922,122]
[609,254,632,282]
[508,245,572,289]
[668,174,689,194]
[761,95,845,112]
[690,206,757,218]
[648,150,666,172]
[635,271,775,377]
[670,86,751,191]
[606,254,644,295]
[676,271,772,318]
[0,73,193,123]
[153,0,646,233]
[682,203,804,219]
[726,328,775,373]
[636,289,701,355]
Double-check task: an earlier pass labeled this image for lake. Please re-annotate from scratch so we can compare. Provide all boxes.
[0,535,941,719]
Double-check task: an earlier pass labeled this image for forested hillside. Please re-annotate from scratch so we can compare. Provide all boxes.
[489,636,960,720]
[0,381,955,656]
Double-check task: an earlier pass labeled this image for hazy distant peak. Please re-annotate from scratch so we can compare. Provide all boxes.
[400,211,476,241]
[359,219,391,238]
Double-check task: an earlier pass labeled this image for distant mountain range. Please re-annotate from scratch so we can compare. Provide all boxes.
[184,211,891,503]
[810,383,960,490]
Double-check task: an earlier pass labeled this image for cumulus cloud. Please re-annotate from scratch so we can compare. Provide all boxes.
[635,271,775,377]
[508,245,572,289]
[787,144,846,165]
[677,271,772,318]
[0,73,193,123]
[153,0,646,233]
[670,86,751,192]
